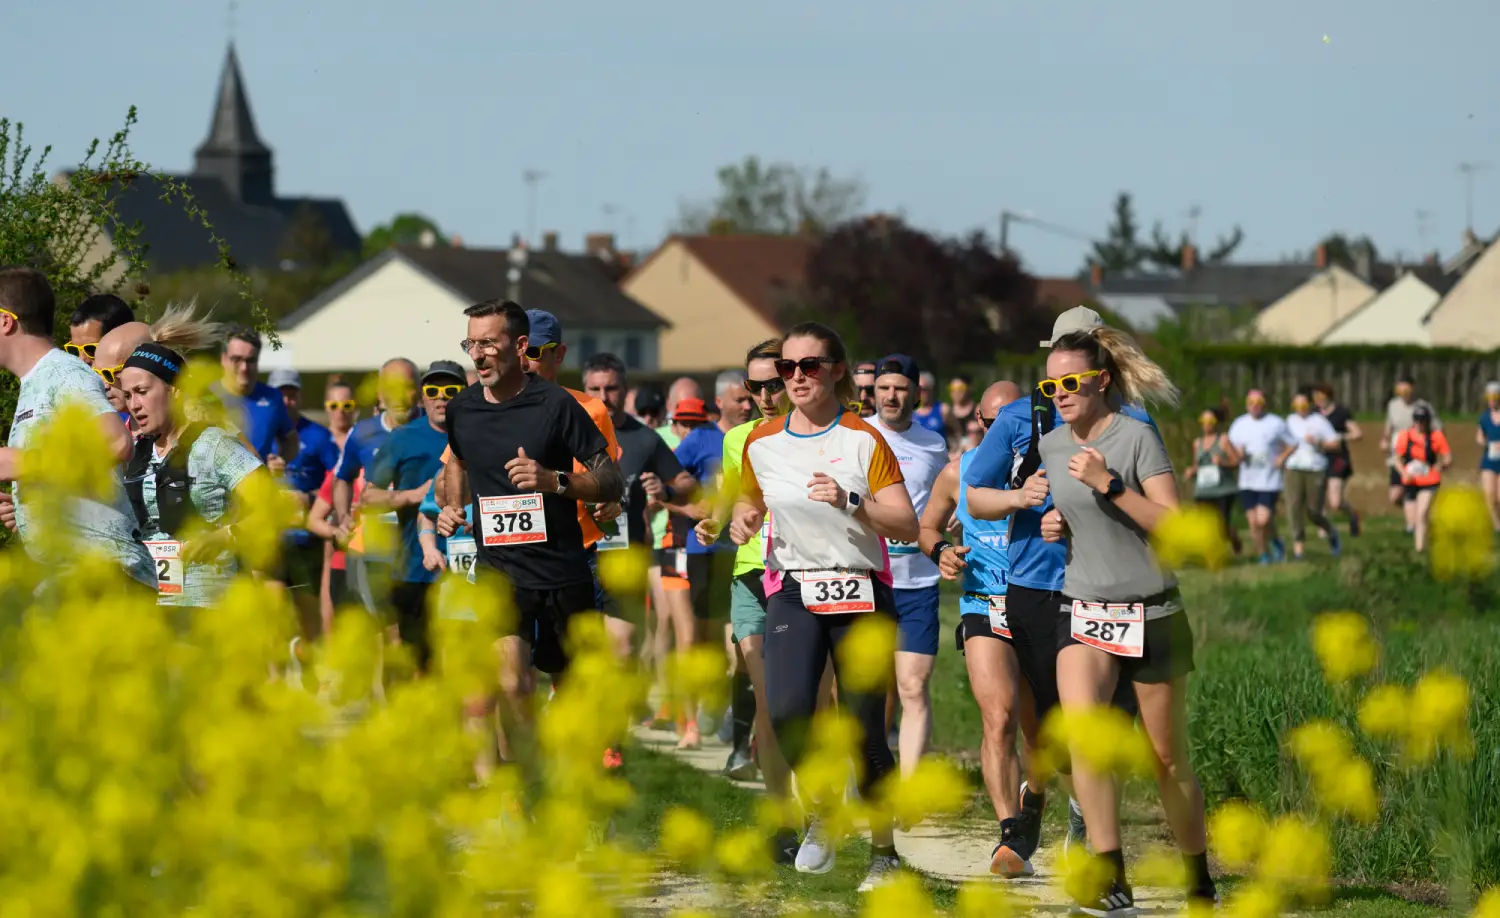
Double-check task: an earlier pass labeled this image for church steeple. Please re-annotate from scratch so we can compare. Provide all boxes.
[193,44,274,205]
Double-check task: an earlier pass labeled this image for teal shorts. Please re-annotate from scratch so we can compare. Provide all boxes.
[729,573,768,642]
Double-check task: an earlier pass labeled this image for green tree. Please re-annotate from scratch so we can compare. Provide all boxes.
[675,156,866,236]
[1089,192,1145,273]
[1313,232,1378,270]
[363,213,446,258]
[1143,223,1245,272]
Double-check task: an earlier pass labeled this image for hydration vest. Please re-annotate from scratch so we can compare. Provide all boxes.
[124,423,210,538]
[1010,388,1055,489]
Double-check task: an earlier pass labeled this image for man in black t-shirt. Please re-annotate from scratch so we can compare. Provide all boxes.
[438,300,625,688]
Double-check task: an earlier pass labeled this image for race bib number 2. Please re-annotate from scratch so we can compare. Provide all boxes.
[146,540,184,596]
[478,494,548,546]
[800,570,875,614]
[1070,600,1144,658]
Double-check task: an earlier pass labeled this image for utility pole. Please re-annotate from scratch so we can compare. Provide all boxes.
[999,209,1096,258]
[523,168,547,244]
[1184,204,1202,243]
[1459,162,1490,232]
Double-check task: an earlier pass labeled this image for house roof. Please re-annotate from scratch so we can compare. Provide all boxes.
[630,234,815,325]
[1095,262,1323,307]
[281,245,669,332]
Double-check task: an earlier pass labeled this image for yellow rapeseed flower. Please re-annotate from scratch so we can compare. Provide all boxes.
[955,880,1016,918]
[1310,611,1379,684]
[1357,684,1410,740]
[859,870,933,918]
[876,756,969,829]
[1055,845,1114,908]
[664,645,730,709]
[1257,816,1331,900]
[714,825,772,879]
[1429,485,1495,580]
[597,544,652,596]
[1040,705,1157,778]
[659,806,715,871]
[1406,669,1472,763]
[1472,886,1500,918]
[1208,800,1267,871]
[1133,845,1190,889]
[1151,504,1233,570]
[1318,755,1380,824]
[1227,881,1284,918]
[836,614,897,692]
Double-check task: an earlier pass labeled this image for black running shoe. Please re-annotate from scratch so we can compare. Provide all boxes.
[1073,878,1138,917]
[770,827,801,865]
[989,816,1037,877]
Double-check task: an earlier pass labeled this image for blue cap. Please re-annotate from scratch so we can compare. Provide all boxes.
[525,309,563,347]
[875,354,921,385]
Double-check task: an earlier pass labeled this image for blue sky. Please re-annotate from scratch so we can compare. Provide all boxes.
[8,0,1499,276]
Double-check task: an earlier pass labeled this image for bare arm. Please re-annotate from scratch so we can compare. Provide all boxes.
[360,479,433,510]
[565,450,624,505]
[964,486,1030,521]
[1344,419,1363,443]
[1217,436,1242,465]
[333,478,354,526]
[917,463,961,557]
[1107,471,1180,533]
[858,481,919,542]
[305,493,339,541]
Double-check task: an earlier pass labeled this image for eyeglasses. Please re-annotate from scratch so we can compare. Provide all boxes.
[65,342,98,359]
[773,357,836,379]
[460,338,502,355]
[325,400,357,412]
[746,377,786,395]
[95,363,125,385]
[523,342,559,361]
[423,384,462,400]
[1037,370,1101,398]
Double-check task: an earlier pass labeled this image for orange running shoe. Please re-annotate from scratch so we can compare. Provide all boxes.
[676,722,701,750]
[603,747,624,769]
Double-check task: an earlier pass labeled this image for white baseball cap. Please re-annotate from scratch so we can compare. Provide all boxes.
[1041,305,1105,348]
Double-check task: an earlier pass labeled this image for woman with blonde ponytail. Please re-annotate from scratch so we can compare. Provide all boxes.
[1032,326,1214,916]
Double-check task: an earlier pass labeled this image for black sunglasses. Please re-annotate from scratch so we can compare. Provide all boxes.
[978,415,996,428]
[774,357,836,379]
[746,377,786,395]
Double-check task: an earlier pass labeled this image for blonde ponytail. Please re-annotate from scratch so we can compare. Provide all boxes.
[1051,326,1180,409]
[151,300,225,353]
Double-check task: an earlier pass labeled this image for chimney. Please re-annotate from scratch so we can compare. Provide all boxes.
[1181,242,1197,272]
[1423,251,1440,266]
[542,231,559,252]
[585,232,616,259]
[450,233,465,248]
[1089,262,1103,289]
[1315,244,1328,269]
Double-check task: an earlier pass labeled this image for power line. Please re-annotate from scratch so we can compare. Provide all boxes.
[999,209,1095,255]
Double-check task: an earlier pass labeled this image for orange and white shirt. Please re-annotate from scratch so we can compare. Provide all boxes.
[740,409,904,576]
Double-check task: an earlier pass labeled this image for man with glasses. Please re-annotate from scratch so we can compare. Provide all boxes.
[853,361,878,418]
[960,306,1160,862]
[364,360,468,673]
[0,266,155,592]
[437,300,624,757]
[213,327,298,465]
[65,293,133,366]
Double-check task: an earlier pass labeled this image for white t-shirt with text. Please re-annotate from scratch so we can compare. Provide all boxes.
[870,415,948,590]
[1228,412,1294,493]
[1284,412,1338,473]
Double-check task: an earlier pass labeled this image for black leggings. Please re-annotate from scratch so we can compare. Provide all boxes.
[762,575,897,801]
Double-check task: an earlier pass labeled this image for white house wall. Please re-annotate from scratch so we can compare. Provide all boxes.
[1319,274,1437,346]
[269,258,473,372]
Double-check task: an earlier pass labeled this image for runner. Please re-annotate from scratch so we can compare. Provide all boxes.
[363,360,468,672]
[867,355,949,777]
[581,351,698,665]
[943,374,977,446]
[695,338,798,859]
[1394,405,1451,552]
[853,361,878,418]
[1312,382,1363,537]
[917,380,1039,877]
[118,342,276,609]
[1380,377,1441,516]
[1280,390,1342,560]
[334,357,419,613]
[270,368,343,641]
[1228,390,1291,564]
[728,321,919,893]
[65,293,133,365]
[437,300,623,754]
[1033,326,1216,916]
[912,371,946,436]
[213,326,299,462]
[91,303,226,426]
[962,307,1161,860]
[1185,407,1242,555]
[1477,381,1500,532]
[0,266,154,592]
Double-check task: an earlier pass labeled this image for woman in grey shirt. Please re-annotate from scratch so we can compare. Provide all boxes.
[1035,327,1215,916]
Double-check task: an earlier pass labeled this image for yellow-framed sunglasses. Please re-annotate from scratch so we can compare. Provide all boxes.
[523,341,558,361]
[95,363,125,385]
[423,384,462,400]
[325,399,357,412]
[65,341,98,360]
[1037,370,1101,398]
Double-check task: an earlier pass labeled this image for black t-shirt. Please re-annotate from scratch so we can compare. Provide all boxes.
[614,413,688,546]
[1323,404,1352,465]
[446,375,610,590]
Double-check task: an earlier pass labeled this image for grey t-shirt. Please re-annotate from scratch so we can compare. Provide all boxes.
[1039,413,1179,618]
[1384,397,1441,466]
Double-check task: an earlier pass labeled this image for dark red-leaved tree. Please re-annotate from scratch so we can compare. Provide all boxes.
[783,216,1049,369]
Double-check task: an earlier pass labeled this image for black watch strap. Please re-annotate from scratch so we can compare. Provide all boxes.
[929,540,953,566]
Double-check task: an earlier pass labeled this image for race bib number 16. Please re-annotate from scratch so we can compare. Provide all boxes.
[1070,600,1144,658]
[478,494,548,546]
[446,534,478,574]
[800,570,875,615]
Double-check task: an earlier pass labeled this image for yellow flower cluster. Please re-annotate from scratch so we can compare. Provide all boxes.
[1036,704,1157,780]
[1357,671,1472,765]
[1209,804,1331,916]
[1428,485,1496,580]
[1310,611,1379,684]
[837,614,898,692]
[1286,721,1379,823]
[1151,504,1234,571]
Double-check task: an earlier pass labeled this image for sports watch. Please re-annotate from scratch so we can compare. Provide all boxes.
[1101,474,1125,500]
[842,491,862,516]
[554,471,571,495]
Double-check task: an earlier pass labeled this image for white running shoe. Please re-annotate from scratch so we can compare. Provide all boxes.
[857,855,902,893]
[793,817,835,874]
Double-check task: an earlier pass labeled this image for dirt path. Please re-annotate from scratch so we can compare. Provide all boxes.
[632,725,1187,914]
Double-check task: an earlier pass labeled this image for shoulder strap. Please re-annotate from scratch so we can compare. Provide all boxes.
[123,435,157,532]
[1011,388,1053,489]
